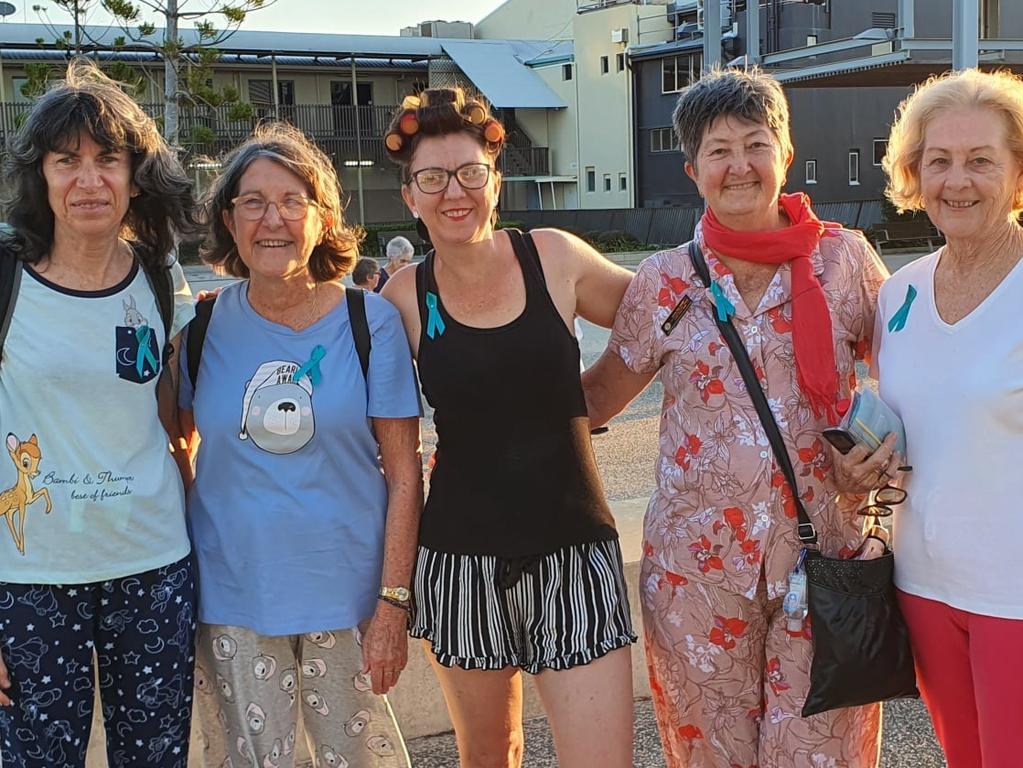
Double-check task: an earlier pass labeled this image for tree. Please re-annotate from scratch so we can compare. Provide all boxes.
[35,0,270,145]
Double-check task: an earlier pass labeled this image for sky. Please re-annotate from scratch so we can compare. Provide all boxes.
[14,1,510,36]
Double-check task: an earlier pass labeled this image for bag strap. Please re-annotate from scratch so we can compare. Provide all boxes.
[688,240,818,547]
[0,251,22,363]
[137,248,174,346]
[187,295,217,390]
[188,287,373,395]
[345,286,372,383]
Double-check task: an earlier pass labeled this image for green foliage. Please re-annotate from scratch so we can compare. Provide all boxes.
[582,229,644,253]
[187,124,217,145]
[21,63,53,99]
[102,61,146,98]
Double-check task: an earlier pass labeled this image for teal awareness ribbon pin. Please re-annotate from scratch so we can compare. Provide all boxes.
[710,281,736,323]
[887,284,917,333]
[134,324,158,377]
[425,291,446,339]
[294,345,326,388]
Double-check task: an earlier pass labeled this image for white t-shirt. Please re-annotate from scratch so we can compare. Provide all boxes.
[877,249,1023,620]
[0,257,194,583]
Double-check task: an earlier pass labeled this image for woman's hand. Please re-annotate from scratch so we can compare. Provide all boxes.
[360,603,409,696]
[0,654,12,706]
[830,432,905,494]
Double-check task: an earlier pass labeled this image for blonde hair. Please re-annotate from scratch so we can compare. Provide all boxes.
[884,68,1023,215]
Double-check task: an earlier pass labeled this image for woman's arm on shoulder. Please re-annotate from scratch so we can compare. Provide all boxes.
[530,228,633,328]
[379,263,421,358]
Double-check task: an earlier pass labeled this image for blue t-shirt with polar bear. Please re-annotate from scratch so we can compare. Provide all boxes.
[179,281,421,635]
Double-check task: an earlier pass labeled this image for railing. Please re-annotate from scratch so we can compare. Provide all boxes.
[499,146,550,178]
[0,101,553,177]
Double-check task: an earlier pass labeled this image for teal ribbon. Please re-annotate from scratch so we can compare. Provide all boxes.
[134,324,158,377]
[293,345,326,388]
[710,281,736,322]
[887,284,917,333]
[425,291,446,339]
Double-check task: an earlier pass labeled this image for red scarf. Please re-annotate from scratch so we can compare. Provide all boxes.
[701,192,842,424]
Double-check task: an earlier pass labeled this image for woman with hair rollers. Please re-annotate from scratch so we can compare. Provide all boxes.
[381,89,637,768]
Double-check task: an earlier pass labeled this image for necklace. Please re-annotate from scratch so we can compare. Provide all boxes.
[303,282,320,329]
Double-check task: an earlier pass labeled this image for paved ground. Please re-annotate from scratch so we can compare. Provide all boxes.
[182,249,947,767]
[408,698,943,767]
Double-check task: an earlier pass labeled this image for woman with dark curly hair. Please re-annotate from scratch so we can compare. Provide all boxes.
[179,122,420,768]
[0,59,199,767]
[381,88,636,768]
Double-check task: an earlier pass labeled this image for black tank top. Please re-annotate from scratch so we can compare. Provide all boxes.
[415,229,616,558]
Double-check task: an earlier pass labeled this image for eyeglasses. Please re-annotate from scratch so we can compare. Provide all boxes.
[408,162,492,194]
[231,194,319,221]
[857,466,911,518]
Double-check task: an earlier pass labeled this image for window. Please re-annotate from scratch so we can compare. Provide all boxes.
[848,150,860,185]
[562,63,573,81]
[248,79,295,106]
[616,53,625,72]
[586,167,596,193]
[873,138,888,166]
[806,34,818,46]
[331,81,373,106]
[662,52,702,93]
[650,127,679,153]
[619,173,628,191]
[805,159,817,184]
[600,55,609,75]
[603,174,612,192]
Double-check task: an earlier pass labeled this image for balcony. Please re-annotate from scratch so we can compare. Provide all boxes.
[0,101,552,178]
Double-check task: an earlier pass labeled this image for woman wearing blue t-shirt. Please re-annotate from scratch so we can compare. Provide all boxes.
[179,124,422,768]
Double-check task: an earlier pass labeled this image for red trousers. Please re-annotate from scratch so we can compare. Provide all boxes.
[898,590,1023,768]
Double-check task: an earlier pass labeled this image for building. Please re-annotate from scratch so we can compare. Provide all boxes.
[0,23,569,223]
[630,0,1023,209]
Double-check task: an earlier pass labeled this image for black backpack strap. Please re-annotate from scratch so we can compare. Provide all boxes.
[345,287,372,383]
[187,296,217,391]
[137,247,175,352]
[688,240,818,547]
[0,252,22,362]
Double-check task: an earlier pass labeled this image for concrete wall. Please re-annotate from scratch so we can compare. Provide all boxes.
[474,0,578,40]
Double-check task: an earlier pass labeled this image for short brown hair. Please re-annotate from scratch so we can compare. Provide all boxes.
[672,66,792,168]
[384,88,505,179]
[202,122,362,281]
[884,68,1023,215]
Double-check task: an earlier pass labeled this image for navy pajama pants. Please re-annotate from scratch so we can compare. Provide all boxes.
[0,555,196,768]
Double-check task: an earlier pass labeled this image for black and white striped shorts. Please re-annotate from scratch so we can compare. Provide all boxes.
[410,538,636,674]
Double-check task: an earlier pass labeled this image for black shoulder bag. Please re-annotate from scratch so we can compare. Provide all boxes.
[688,241,919,717]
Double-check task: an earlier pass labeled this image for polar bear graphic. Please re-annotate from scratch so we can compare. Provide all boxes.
[239,361,315,455]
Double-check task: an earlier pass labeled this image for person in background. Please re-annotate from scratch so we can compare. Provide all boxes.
[376,235,414,292]
[584,67,888,768]
[353,255,382,291]
[834,68,1023,768]
[381,88,636,768]
[0,58,198,767]
[180,123,422,768]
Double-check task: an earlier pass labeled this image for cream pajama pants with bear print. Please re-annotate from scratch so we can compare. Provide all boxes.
[193,622,410,768]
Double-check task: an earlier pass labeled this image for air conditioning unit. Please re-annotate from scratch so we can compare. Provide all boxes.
[611,28,629,44]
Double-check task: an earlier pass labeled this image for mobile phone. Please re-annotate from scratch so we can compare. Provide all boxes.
[822,428,858,455]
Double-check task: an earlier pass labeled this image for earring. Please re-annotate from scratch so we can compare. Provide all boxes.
[412,211,419,219]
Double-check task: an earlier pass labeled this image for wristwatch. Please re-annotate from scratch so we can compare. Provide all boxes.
[378,586,411,604]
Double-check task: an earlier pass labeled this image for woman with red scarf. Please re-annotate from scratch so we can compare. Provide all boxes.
[583,68,888,767]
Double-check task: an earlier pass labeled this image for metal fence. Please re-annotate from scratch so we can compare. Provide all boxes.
[0,101,551,177]
[501,200,886,246]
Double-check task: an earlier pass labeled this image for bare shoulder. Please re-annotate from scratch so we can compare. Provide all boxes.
[379,261,419,310]
[528,227,595,260]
